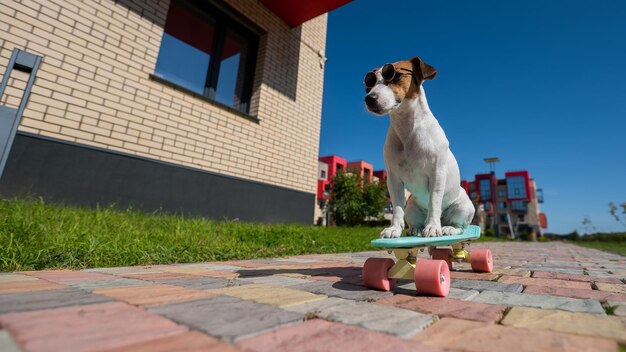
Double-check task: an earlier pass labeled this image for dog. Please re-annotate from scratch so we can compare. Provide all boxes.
[364,56,474,238]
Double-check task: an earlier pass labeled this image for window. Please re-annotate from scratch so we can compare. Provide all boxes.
[320,170,326,179]
[154,0,259,113]
[500,214,507,222]
[499,202,507,209]
[498,190,506,198]
[506,175,527,199]
[511,200,527,211]
[479,179,491,200]
[536,188,544,203]
[324,184,331,195]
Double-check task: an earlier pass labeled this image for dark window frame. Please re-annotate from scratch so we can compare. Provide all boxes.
[153,0,260,117]
[479,178,491,200]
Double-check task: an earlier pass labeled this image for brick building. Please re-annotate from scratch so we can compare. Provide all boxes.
[0,0,351,223]
[464,170,548,238]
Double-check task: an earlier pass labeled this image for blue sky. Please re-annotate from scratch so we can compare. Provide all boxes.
[319,0,626,234]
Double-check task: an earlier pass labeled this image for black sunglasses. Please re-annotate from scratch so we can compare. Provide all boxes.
[364,63,415,88]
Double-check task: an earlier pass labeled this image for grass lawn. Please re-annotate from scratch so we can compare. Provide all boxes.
[574,241,626,257]
[0,197,500,272]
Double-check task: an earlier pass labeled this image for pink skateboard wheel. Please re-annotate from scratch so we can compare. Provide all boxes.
[414,259,450,297]
[362,258,395,291]
[470,249,493,273]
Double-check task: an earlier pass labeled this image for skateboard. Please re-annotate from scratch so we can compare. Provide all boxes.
[362,225,493,297]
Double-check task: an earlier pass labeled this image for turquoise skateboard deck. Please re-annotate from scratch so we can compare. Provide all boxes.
[371,225,481,249]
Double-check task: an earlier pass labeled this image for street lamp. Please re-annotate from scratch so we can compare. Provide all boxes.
[483,157,500,174]
[483,157,500,235]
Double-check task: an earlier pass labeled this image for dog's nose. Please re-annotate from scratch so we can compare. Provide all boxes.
[365,94,378,106]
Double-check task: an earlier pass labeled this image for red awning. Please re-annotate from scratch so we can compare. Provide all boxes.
[539,213,548,229]
[260,0,353,27]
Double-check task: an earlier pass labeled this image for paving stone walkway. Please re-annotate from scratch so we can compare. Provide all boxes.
[1,242,625,351]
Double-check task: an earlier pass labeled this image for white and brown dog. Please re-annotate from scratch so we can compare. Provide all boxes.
[364,56,474,238]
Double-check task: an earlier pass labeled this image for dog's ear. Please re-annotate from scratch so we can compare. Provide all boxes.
[410,56,437,81]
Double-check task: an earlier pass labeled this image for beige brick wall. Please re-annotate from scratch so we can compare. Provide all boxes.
[0,0,327,194]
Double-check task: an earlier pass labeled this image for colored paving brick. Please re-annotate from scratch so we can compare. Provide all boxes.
[0,302,188,352]
[160,266,240,279]
[284,297,435,337]
[183,263,246,271]
[394,281,480,300]
[1,242,624,351]
[501,307,626,343]
[101,331,240,352]
[236,319,445,352]
[532,271,624,284]
[491,268,532,277]
[449,270,499,280]
[450,278,524,293]
[94,284,215,307]
[85,266,165,275]
[303,274,363,285]
[594,282,626,294]
[522,266,586,275]
[0,330,21,352]
[587,271,626,280]
[0,288,112,314]
[446,288,480,300]
[498,275,593,290]
[121,272,203,281]
[0,274,38,282]
[157,277,246,290]
[66,278,152,291]
[209,283,326,307]
[22,270,116,283]
[523,285,626,302]
[150,296,303,343]
[470,291,606,314]
[278,272,312,279]
[417,317,618,352]
[377,294,506,323]
[237,275,312,287]
[292,280,394,301]
[0,279,66,294]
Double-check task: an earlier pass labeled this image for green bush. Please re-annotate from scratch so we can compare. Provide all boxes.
[362,177,388,220]
[578,232,626,242]
[329,170,387,226]
[544,231,580,241]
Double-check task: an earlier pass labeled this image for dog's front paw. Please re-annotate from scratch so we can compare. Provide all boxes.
[422,224,442,237]
[442,226,462,235]
[380,226,403,238]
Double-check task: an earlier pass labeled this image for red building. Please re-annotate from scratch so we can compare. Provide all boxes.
[317,155,347,200]
[474,173,498,213]
[347,160,373,182]
[464,170,547,238]
[373,170,387,184]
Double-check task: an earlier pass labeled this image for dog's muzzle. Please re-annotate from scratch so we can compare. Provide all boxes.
[365,93,378,108]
